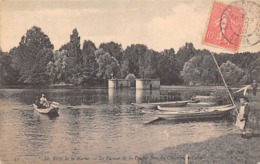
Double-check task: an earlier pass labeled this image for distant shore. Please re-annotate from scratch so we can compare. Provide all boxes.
[0,84,246,90]
[138,94,260,164]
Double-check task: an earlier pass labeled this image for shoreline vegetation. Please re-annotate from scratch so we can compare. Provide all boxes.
[0,26,260,87]
[0,84,247,90]
[138,94,260,164]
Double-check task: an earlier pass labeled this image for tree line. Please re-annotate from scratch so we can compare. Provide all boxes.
[0,26,259,86]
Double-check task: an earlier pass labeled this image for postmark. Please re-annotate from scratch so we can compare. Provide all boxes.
[225,0,260,47]
[203,1,245,52]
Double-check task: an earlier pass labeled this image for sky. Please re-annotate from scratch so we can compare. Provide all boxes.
[0,0,259,53]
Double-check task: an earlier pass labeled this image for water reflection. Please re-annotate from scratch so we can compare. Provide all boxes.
[3,89,109,106]
[17,109,55,157]
[34,111,59,120]
[108,89,135,104]
[1,88,215,106]
[135,90,160,103]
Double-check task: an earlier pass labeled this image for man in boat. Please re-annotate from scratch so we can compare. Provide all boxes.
[34,96,43,108]
[235,96,250,133]
[252,80,258,96]
[40,94,50,108]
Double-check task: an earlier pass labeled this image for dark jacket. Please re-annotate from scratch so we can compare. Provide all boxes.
[240,103,250,119]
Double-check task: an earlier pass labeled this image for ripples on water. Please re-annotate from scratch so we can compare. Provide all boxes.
[0,88,236,163]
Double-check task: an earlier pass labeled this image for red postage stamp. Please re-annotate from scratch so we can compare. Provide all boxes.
[203,1,245,52]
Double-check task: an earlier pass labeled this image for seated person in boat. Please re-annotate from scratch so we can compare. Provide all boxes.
[235,96,250,132]
[34,96,43,108]
[40,94,50,108]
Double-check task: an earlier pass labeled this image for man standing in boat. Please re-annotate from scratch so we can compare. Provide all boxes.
[252,80,258,96]
[40,94,49,108]
[235,96,250,133]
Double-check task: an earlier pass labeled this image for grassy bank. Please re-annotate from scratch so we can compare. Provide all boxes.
[138,93,260,164]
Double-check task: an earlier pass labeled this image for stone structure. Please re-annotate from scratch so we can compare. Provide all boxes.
[108,79,131,89]
[125,73,136,87]
[135,79,160,90]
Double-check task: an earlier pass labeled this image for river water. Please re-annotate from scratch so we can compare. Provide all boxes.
[0,87,236,164]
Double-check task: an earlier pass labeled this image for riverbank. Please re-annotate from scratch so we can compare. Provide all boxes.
[160,85,226,91]
[0,84,243,90]
[138,93,260,164]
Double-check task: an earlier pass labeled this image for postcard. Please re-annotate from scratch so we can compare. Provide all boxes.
[0,0,259,163]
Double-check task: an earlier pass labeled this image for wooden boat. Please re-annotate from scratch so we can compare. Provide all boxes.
[51,82,73,87]
[157,104,232,112]
[187,102,217,107]
[155,105,234,120]
[131,100,189,109]
[191,95,214,102]
[33,102,60,114]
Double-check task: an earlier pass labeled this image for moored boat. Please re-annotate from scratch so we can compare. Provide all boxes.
[132,100,189,109]
[33,102,60,114]
[187,102,217,107]
[157,104,232,112]
[191,95,214,102]
[156,105,234,120]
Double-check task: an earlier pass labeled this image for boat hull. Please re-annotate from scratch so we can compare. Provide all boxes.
[187,102,216,107]
[33,104,59,114]
[157,104,232,112]
[132,101,189,109]
[156,105,234,120]
[191,95,214,102]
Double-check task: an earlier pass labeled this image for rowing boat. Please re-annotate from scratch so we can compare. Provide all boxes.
[155,105,234,120]
[33,102,60,114]
[191,95,214,102]
[157,104,232,112]
[132,100,189,109]
[187,102,217,107]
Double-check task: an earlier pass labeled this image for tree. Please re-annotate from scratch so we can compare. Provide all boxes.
[181,56,203,85]
[60,28,81,64]
[99,42,124,65]
[138,49,159,78]
[176,43,196,69]
[156,48,182,85]
[59,28,82,84]
[220,60,245,85]
[199,50,221,84]
[46,50,68,84]
[24,49,54,84]
[181,53,220,85]
[95,49,121,79]
[246,57,260,83]
[82,40,96,66]
[81,40,99,85]
[0,50,19,85]
[10,26,54,84]
[122,44,148,78]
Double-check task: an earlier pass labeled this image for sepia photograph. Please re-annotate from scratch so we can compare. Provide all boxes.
[0,0,260,163]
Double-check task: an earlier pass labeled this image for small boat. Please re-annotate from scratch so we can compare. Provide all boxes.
[51,82,73,87]
[155,105,234,120]
[132,100,189,109]
[157,104,232,112]
[191,95,214,102]
[187,102,217,107]
[33,102,60,114]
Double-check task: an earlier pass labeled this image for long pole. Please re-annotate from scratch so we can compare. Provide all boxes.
[210,52,238,114]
